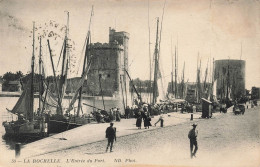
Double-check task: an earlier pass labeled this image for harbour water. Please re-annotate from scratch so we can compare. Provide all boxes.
[0,96,123,158]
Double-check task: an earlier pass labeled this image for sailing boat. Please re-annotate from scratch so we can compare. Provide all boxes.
[152,18,160,104]
[57,7,96,125]
[45,12,82,134]
[3,23,48,138]
[152,18,167,104]
[45,9,94,128]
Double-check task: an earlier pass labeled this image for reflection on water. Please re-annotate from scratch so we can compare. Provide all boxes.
[0,96,122,156]
[2,135,40,150]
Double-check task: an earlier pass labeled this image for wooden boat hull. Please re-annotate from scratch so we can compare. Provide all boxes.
[48,120,81,134]
[69,116,96,125]
[3,120,48,138]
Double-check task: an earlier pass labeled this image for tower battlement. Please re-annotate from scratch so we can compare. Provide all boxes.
[90,42,124,50]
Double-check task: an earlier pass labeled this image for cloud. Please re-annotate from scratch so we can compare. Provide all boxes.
[0,11,29,32]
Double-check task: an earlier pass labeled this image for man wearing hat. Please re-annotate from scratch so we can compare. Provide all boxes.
[105,122,116,152]
[188,123,198,158]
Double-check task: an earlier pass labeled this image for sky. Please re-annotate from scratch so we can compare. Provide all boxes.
[0,0,259,89]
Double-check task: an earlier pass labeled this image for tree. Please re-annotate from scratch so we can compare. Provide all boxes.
[15,71,23,79]
[2,71,24,81]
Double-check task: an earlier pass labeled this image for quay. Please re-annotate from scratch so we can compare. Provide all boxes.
[20,110,226,158]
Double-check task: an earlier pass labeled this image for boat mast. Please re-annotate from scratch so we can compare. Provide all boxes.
[196,52,200,103]
[125,69,142,103]
[226,58,230,100]
[152,18,159,104]
[47,40,63,114]
[120,75,126,112]
[77,6,94,116]
[176,37,179,98]
[204,59,209,97]
[211,57,215,98]
[148,0,152,104]
[124,75,128,107]
[171,37,173,96]
[29,22,35,122]
[58,11,70,114]
[181,62,185,99]
[39,37,42,113]
[99,74,106,111]
[174,45,177,98]
[198,59,202,102]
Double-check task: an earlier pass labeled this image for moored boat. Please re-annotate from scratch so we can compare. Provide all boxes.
[3,22,48,138]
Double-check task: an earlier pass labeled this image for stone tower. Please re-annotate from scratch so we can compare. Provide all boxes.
[214,59,245,100]
[109,28,130,103]
[85,28,130,101]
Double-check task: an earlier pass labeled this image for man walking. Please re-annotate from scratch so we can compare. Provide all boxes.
[188,123,198,158]
[125,106,130,119]
[105,123,116,152]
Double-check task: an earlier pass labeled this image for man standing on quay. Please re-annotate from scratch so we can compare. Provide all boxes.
[188,123,198,158]
[105,123,116,152]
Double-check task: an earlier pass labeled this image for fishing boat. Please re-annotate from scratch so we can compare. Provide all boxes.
[43,9,95,132]
[152,18,168,104]
[65,7,95,125]
[44,12,82,134]
[2,23,48,138]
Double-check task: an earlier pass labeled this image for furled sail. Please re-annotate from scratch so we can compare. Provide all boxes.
[9,79,33,119]
[41,82,59,115]
[66,59,92,113]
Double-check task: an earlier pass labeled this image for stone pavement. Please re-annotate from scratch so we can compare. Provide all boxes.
[20,110,221,158]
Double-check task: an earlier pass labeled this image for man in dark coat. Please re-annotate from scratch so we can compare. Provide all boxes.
[188,123,198,158]
[106,123,116,152]
[125,106,130,119]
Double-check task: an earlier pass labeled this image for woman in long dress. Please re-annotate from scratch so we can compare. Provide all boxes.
[143,112,152,129]
[136,112,142,129]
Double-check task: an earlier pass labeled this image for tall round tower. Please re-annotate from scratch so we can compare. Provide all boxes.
[214,59,246,100]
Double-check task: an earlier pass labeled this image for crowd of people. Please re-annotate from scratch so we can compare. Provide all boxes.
[89,101,193,127]
[90,107,121,123]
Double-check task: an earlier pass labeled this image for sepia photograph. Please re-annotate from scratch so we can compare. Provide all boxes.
[0,0,260,166]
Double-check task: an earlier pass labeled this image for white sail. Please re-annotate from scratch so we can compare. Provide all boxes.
[213,80,217,97]
[156,61,167,102]
[212,80,218,103]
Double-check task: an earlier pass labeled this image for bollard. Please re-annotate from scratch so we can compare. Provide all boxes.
[15,143,21,158]
[190,113,193,121]
[160,119,164,127]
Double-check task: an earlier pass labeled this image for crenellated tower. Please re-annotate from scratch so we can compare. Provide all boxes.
[86,28,130,101]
